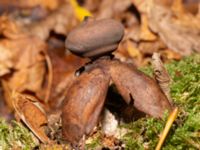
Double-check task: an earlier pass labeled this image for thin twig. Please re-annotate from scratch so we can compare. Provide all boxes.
[155,107,179,150]
[44,54,53,103]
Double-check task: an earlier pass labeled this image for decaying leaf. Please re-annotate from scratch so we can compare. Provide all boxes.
[131,0,200,58]
[152,52,172,105]
[22,3,77,40]
[0,16,52,105]
[0,45,13,76]
[94,0,132,19]
[0,0,61,11]
[12,92,52,144]
[139,14,157,41]
[0,2,76,40]
[0,36,48,105]
[147,0,200,55]
[126,40,141,59]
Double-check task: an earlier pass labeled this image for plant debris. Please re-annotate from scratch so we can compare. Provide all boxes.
[0,0,199,149]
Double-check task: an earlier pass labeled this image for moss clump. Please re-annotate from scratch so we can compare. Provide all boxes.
[122,54,200,150]
[0,119,37,150]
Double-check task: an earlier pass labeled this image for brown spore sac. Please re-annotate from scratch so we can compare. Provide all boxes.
[65,18,124,58]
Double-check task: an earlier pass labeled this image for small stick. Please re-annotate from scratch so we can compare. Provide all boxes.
[155,107,179,150]
[44,54,53,103]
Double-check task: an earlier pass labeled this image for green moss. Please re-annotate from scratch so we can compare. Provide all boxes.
[0,119,37,150]
[122,54,200,150]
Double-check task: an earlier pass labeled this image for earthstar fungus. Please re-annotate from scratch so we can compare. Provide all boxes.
[62,17,172,146]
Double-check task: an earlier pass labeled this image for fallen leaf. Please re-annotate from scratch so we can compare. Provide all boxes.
[0,16,52,106]
[160,49,182,60]
[95,0,132,19]
[0,36,48,102]
[0,0,60,11]
[0,45,13,76]
[126,40,141,58]
[140,14,157,41]
[147,1,200,55]
[22,3,77,40]
[152,52,173,105]
[12,92,52,144]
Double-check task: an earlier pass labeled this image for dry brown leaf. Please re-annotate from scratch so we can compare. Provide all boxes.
[171,0,200,29]
[0,3,77,40]
[0,15,25,39]
[0,16,52,106]
[160,49,182,60]
[18,0,60,10]
[6,61,45,92]
[0,38,46,69]
[132,0,200,56]
[0,37,47,96]
[126,40,141,58]
[138,39,166,54]
[140,14,157,41]
[22,3,77,40]
[152,53,173,105]
[0,0,61,10]
[171,0,185,15]
[94,0,132,19]
[1,80,13,109]
[0,45,13,76]
[147,1,200,55]
[12,92,52,143]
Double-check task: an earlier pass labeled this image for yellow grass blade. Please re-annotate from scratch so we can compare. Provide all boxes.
[155,107,179,150]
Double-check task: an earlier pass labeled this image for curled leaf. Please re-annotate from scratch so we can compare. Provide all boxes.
[0,45,13,76]
[140,14,157,41]
[152,52,173,105]
[147,1,200,55]
[12,92,52,144]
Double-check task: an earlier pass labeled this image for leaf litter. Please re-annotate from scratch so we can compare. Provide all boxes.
[0,0,199,149]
